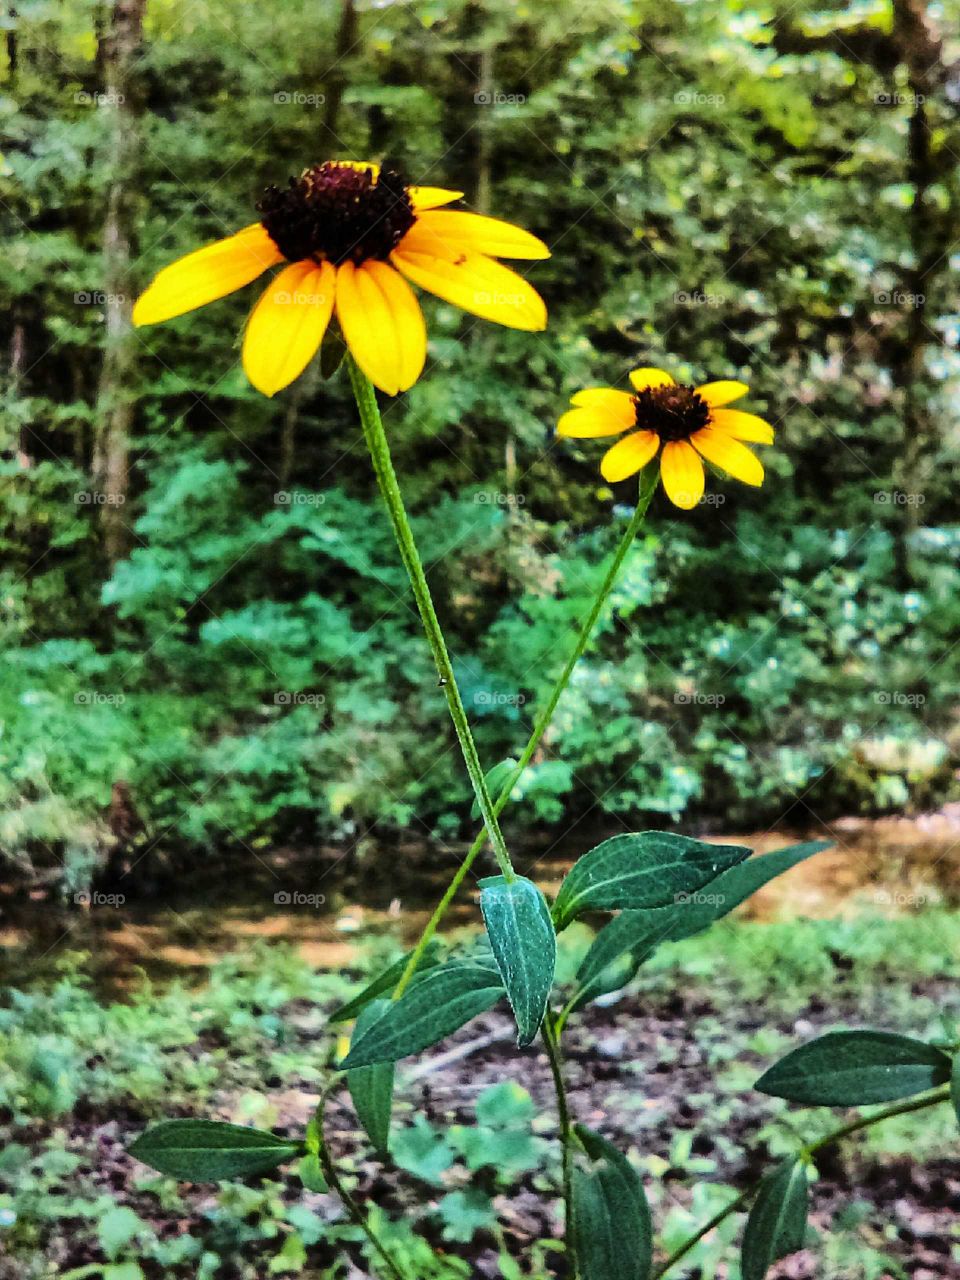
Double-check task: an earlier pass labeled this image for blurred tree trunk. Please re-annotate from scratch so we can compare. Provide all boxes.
[92,0,145,567]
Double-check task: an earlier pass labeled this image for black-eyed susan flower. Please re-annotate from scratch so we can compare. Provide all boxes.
[557,367,774,509]
[133,161,549,397]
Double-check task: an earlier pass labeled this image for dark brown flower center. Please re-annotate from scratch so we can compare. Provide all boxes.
[257,162,416,266]
[634,383,710,442]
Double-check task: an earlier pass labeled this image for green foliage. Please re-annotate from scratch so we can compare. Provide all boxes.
[346,1004,396,1154]
[5,0,960,886]
[756,1030,953,1106]
[571,1125,653,1280]
[128,1121,301,1183]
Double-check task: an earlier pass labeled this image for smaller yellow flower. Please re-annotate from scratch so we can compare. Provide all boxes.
[557,367,775,509]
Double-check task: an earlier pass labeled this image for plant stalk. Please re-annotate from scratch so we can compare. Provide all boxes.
[391,466,659,998]
[542,1014,576,1270]
[348,355,515,882]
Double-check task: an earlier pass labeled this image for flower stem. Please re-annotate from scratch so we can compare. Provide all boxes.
[391,466,659,999]
[652,1086,951,1279]
[541,1014,576,1269]
[315,1098,409,1280]
[348,356,515,882]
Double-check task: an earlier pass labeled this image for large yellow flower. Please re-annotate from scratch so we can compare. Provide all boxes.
[557,367,774,509]
[133,161,549,397]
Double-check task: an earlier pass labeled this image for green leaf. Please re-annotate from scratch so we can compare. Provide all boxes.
[756,1030,952,1105]
[574,842,831,1003]
[347,1001,395,1154]
[571,1125,652,1280]
[553,832,750,931]
[340,957,505,1068]
[436,1188,498,1243]
[330,941,443,1022]
[128,1120,301,1182]
[297,1152,327,1192]
[480,874,556,1046]
[470,758,519,819]
[741,1159,809,1280]
[392,1114,456,1186]
[952,1055,960,1127]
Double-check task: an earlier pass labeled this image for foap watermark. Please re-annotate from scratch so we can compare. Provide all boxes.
[874,490,925,507]
[875,91,925,107]
[75,490,126,506]
[874,290,925,308]
[274,890,326,907]
[273,90,326,108]
[674,90,725,107]
[474,90,526,106]
[74,291,126,306]
[475,491,525,506]
[475,690,526,708]
[473,289,527,309]
[74,890,126,907]
[674,290,726,307]
[74,691,125,706]
[74,90,125,107]
[274,290,331,307]
[274,491,325,506]
[874,690,926,707]
[675,690,726,706]
[873,888,927,908]
[274,691,326,707]
[675,890,726,906]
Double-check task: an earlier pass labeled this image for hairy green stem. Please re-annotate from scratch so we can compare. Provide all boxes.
[391,466,659,999]
[315,1100,409,1280]
[348,355,515,882]
[652,1086,951,1278]
[541,1015,576,1269]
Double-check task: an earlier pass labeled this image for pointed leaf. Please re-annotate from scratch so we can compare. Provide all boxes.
[330,941,443,1022]
[341,957,505,1068]
[128,1120,300,1182]
[571,1125,652,1280]
[756,1030,952,1105]
[319,325,347,379]
[574,842,831,1003]
[741,1159,809,1280]
[347,1000,395,1154]
[480,874,556,1046]
[553,831,750,931]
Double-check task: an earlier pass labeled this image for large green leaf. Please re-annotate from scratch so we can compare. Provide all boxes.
[480,874,556,1046]
[330,941,443,1023]
[756,1030,952,1105]
[741,1159,809,1280]
[347,1001,395,1154]
[340,957,505,1068]
[571,1125,652,1280]
[574,841,831,1002]
[553,832,750,931]
[128,1120,300,1182]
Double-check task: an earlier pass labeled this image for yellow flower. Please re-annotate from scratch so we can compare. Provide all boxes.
[133,160,549,397]
[557,367,774,509]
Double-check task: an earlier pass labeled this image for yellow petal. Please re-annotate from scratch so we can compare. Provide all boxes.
[660,441,705,509]
[133,224,282,326]
[695,380,749,407]
[400,210,549,260]
[709,408,775,444]
[690,427,764,486]
[570,388,637,423]
[600,431,660,482]
[557,407,632,439]
[629,367,675,393]
[336,260,426,395]
[409,186,465,211]
[242,260,335,397]
[393,248,546,331]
